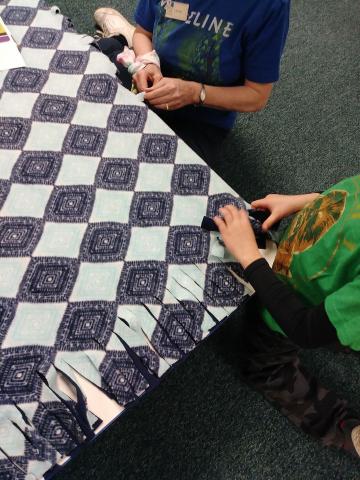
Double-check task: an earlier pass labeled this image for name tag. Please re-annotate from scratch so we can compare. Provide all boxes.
[165,1,189,21]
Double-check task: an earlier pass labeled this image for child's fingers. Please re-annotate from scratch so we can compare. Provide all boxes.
[213,215,226,232]
[219,206,233,224]
[251,198,269,209]
[262,213,279,231]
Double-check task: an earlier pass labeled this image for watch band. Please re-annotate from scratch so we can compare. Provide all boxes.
[199,83,206,105]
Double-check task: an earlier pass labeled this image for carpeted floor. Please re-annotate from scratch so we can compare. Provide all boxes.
[51,1,360,479]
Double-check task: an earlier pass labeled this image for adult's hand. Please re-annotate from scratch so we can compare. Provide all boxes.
[133,64,163,92]
[251,193,321,232]
[144,77,199,110]
[213,205,262,269]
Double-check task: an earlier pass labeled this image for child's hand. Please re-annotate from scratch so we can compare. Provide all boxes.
[213,205,262,269]
[251,193,321,232]
[133,64,163,92]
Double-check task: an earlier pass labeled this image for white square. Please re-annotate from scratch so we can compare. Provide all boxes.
[170,195,208,226]
[143,110,173,135]
[42,73,83,97]
[135,163,173,192]
[72,101,112,129]
[56,155,100,185]
[21,47,56,70]
[70,262,123,301]
[0,419,25,457]
[0,92,39,118]
[103,132,142,159]
[32,9,63,29]
[113,87,143,107]
[0,184,52,218]
[0,257,30,297]
[174,138,204,165]
[8,0,40,6]
[0,150,20,179]
[24,122,68,151]
[85,51,117,75]
[58,32,93,51]
[126,227,168,261]
[163,264,206,303]
[7,25,27,44]
[2,302,67,348]
[90,189,133,223]
[116,304,160,340]
[208,170,238,196]
[33,222,87,257]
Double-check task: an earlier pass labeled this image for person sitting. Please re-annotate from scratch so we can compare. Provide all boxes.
[213,175,360,455]
[93,1,290,163]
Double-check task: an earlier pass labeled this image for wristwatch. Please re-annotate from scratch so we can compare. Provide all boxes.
[198,83,206,105]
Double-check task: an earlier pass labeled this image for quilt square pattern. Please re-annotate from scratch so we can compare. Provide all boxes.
[78,74,117,103]
[0,2,253,478]
[95,158,139,191]
[56,301,116,351]
[11,151,62,184]
[129,192,173,227]
[0,217,43,256]
[19,257,79,302]
[0,118,31,149]
[80,222,130,262]
[45,185,95,222]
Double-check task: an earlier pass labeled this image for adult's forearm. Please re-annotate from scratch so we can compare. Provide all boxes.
[133,27,154,56]
[202,84,271,112]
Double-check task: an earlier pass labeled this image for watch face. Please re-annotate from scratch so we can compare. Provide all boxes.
[200,86,206,103]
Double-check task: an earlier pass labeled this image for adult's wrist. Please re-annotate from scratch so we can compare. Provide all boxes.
[191,82,204,105]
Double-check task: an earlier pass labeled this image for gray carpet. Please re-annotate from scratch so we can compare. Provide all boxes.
[51,1,360,478]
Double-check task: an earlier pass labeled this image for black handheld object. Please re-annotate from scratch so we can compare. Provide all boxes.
[201,209,277,232]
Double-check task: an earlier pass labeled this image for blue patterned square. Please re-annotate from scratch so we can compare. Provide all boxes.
[99,348,159,405]
[45,186,95,222]
[11,152,62,184]
[32,401,82,456]
[108,105,147,133]
[95,158,139,191]
[2,6,36,25]
[172,165,210,195]
[0,458,27,480]
[166,226,209,264]
[206,193,246,218]
[0,118,31,149]
[0,299,16,345]
[63,125,107,157]
[19,257,79,302]
[151,302,203,359]
[56,301,116,351]
[138,134,177,163]
[33,94,77,123]
[78,74,117,103]
[130,192,173,227]
[4,68,48,93]
[117,261,167,304]
[0,217,43,257]
[80,222,130,262]
[22,27,62,49]
[0,346,54,404]
[50,50,89,74]
[204,263,245,307]
[0,180,10,210]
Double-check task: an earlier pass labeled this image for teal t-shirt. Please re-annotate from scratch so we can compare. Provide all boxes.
[135,0,290,129]
[262,176,360,350]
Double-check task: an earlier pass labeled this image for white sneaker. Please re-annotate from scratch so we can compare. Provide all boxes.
[351,425,360,456]
[94,7,135,47]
